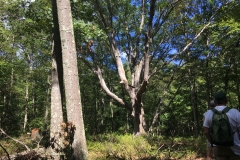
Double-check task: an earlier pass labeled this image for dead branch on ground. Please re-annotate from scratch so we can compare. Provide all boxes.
[0,128,30,151]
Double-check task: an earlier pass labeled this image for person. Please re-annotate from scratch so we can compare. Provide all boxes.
[203,100,215,160]
[203,91,240,160]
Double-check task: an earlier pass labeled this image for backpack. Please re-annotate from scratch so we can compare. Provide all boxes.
[210,107,234,146]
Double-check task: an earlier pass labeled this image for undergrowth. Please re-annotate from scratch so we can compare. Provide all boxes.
[87,133,207,160]
[0,133,207,159]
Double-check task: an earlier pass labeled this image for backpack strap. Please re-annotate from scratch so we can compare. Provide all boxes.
[211,107,231,114]
[211,108,220,114]
[222,107,231,113]
[210,108,218,147]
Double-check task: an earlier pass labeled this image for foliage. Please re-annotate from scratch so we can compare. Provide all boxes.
[28,117,45,131]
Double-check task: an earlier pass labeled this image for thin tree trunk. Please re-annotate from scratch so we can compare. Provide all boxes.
[2,94,6,129]
[23,52,32,132]
[188,67,199,137]
[32,81,35,118]
[23,77,29,132]
[149,73,175,133]
[205,37,212,109]
[0,91,1,128]
[100,98,104,133]
[95,97,98,134]
[8,36,15,112]
[110,100,114,133]
[234,63,240,110]
[55,0,88,159]
[44,75,51,131]
[8,68,13,110]
[224,64,231,93]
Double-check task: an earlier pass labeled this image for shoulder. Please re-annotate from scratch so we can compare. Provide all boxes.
[203,110,213,128]
[229,108,239,112]
[227,107,240,117]
[204,110,213,118]
[228,108,239,114]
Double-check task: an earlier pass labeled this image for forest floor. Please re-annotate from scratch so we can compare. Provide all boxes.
[0,133,209,160]
[1,148,208,160]
[1,146,208,160]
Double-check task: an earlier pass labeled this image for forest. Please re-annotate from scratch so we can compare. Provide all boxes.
[0,0,240,159]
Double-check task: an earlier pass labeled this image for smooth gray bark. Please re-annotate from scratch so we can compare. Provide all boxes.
[56,0,88,159]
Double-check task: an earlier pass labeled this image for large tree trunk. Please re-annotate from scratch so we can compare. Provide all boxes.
[50,50,64,154]
[55,0,88,159]
[50,0,65,158]
[133,103,146,136]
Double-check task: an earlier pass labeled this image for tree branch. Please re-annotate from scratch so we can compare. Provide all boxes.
[95,66,132,111]
[0,143,10,160]
[149,21,211,79]
[0,128,30,151]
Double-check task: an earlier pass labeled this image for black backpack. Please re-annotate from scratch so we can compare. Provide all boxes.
[210,107,234,146]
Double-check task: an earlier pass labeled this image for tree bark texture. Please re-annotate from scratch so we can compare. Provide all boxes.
[50,44,64,146]
[50,1,65,156]
[55,0,88,159]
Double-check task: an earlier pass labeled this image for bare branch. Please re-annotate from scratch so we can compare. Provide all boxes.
[139,0,145,32]
[95,66,132,111]
[79,56,96,73]
[0,143,10,160]
[94,0,108,29]
[148,0,156,29]
[0,128,30,151]
[149,21,211,78]
[110,38,129,89]
[136,0,157,97]
[106,0,113,28]
[152,0,183,35]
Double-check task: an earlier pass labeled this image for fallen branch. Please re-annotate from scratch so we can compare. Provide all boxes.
[0,143,10,160]
[0,128,30,151]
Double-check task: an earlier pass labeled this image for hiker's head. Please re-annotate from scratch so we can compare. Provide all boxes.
[209,100,215,108]
[214,91,227,105]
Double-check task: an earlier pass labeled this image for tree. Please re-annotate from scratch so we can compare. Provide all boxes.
[48,0,64,156]
[73,0,219,136]
[55,0,88,159]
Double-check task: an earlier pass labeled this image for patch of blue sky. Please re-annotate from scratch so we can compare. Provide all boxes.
[167,48,182,65]
[120,51,127,62]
